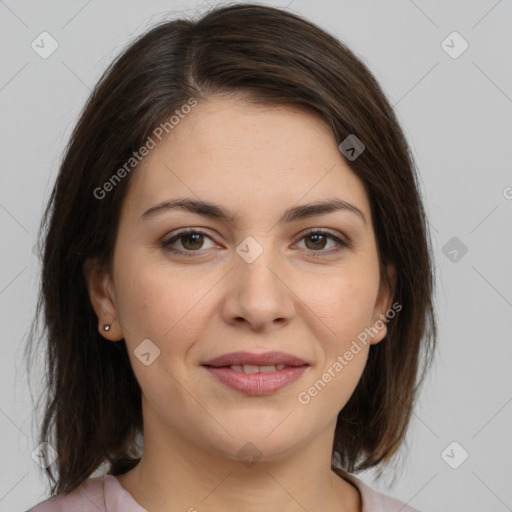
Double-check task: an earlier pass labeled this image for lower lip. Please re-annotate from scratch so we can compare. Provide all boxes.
[203,365,309,395]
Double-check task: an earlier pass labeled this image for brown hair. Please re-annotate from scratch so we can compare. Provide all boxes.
[26,2,437,496]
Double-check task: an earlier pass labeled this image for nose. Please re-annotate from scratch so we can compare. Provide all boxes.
[220,237,296,332]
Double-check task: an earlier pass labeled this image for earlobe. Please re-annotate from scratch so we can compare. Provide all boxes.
[369,263,397,345]
[83,258,123,341]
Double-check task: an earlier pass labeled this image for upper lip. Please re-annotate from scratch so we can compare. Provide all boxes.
[202,351,308,367]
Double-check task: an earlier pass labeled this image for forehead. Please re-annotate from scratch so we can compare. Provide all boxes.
[124,96,371,223]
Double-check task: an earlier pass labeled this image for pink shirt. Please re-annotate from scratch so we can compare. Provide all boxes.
[27,472,420,511]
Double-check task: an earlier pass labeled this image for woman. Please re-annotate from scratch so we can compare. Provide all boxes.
[26,3,437,511]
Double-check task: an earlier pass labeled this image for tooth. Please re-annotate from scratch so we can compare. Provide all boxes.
[276,364,285,370]
[230,365,243,372]
[260,365,277,373]
[242,364,259,374]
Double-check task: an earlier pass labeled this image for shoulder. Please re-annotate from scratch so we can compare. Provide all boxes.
[335,468,422,512]
[26,475,108,512]
[26,474,146,512]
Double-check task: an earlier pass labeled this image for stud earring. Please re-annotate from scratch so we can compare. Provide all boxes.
[103,324,111,332]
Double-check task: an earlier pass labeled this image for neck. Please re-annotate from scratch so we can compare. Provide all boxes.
[115,416,361,512]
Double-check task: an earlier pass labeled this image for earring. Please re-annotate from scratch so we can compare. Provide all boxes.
[103,324,111,332]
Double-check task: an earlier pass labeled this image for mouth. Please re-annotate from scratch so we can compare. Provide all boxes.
[223,363,288,373]
[202,351,310,395]
[202,350,308,368]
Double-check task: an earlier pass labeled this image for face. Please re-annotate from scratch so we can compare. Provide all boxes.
[86,95,395,462]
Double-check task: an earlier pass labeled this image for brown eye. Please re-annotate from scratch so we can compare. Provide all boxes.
[296,230,350,256]
[304,233,329,250]
[162,229,217,257]
[180,232,205,250]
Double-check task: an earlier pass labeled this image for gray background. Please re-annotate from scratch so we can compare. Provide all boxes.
[1,0,511,511]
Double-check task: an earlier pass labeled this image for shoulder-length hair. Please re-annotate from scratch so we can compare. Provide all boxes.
[26,2,437,496]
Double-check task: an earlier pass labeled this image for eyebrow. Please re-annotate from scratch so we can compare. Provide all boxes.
[141,197,366,225]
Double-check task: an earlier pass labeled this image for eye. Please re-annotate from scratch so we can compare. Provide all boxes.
[161,228,217,257]
[294,230,350,257]
[162,228,350,258]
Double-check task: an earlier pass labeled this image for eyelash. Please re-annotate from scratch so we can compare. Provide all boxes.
[161,228,350,258]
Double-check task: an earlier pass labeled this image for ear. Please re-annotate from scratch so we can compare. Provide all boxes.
[369,263,397,346]
[83,258,124,341]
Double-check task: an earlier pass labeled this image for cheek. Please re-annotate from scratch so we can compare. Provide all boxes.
[305,269,377,410]
[296,342,369,430]
[299,267,379,348]
[113,258,212,349]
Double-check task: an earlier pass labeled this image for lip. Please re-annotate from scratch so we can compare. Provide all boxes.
[204,366,309,395]
[202,351,310,395]
[202,351,308,367]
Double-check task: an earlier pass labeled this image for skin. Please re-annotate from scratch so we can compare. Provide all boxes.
[85,95,395,512]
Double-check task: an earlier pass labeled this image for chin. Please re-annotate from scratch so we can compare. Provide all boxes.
[198,419,310,464]
[209,437,303,466]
